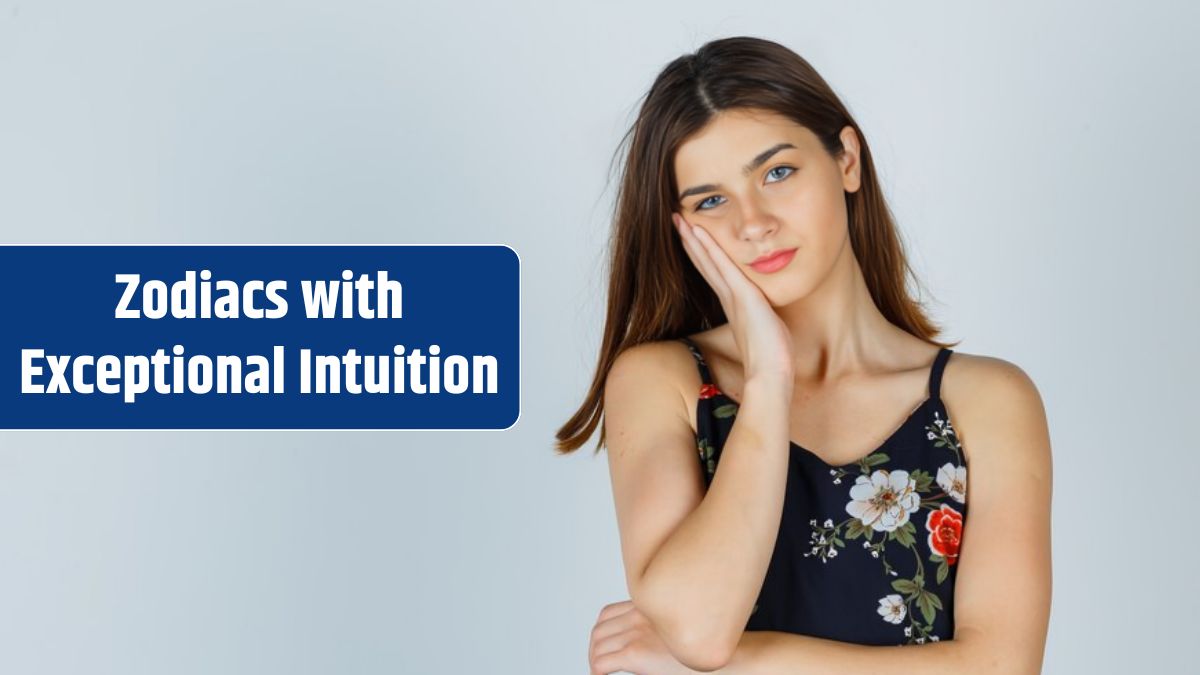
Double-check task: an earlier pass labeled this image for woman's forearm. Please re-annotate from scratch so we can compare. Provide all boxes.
[718,630,975,675]
[636,375,793,667]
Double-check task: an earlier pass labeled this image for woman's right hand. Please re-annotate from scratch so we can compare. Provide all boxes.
[673,212,795,386]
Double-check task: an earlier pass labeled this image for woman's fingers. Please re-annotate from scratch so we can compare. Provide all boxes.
[687,219,755,295]
[591,628,635,660]
[590,604,639,645]
[589,601,638,674]
[674,213,730,299]
[591,646,631,675]
[595,600,635,622]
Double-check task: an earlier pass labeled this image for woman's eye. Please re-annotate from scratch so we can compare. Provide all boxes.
[766,165,795,182]
[695,166,794,211]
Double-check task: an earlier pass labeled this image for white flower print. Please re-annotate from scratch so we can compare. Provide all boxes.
[936,462,967,503]
[845,469,921,532]
[877,594,906,624]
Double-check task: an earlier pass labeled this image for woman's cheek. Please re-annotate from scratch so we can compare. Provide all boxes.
[694,221,729,251]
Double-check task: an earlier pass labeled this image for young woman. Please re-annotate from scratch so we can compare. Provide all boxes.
[556,36,1052,674]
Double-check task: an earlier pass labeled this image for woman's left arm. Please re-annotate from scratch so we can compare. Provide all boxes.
[719,358,1054,674]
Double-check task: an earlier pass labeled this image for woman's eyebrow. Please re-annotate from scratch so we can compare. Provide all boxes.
[678,142,797,200]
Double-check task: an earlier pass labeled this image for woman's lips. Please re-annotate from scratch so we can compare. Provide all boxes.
[749,248,798,273]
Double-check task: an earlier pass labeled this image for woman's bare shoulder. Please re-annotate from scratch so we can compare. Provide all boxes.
[606,337,711,433]
[943,349,1041,399]
[609,337,705,398]
[941,349,1048,465]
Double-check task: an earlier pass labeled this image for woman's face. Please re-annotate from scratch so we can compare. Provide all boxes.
[672,108,862,306]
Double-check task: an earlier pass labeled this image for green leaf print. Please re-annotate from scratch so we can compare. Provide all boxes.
[891,522,917,549]
[844,519,870,540]
[936,560,950,585]
[713,403,738,419]
[864,452,890,467]
[926,590,944,611]
[917,592,936,624]
[697,439,716,476]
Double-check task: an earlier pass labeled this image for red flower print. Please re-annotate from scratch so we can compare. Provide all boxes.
[699,384,721,400]
[925,505,964,565]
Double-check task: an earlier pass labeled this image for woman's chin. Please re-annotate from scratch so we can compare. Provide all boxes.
[757,276,807,308]
[763,287,797,308]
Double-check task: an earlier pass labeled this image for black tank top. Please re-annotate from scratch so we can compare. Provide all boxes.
[679,337,968,646]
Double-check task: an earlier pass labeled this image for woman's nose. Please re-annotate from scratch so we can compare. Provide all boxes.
[736,199,779,241]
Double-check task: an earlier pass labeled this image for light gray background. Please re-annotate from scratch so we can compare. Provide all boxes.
[1,1,1197,673]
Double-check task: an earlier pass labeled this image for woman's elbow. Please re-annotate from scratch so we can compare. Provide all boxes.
[633,580,742,671]
[644,607,739,672]
[673,632,738,672]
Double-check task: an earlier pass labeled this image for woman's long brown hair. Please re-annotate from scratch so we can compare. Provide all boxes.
[555,36,958,455]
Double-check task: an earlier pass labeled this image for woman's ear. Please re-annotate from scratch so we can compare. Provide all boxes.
[838,125,862,194]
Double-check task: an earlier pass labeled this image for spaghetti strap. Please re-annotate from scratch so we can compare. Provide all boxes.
[928,347,953,400]
[677,337,714,385]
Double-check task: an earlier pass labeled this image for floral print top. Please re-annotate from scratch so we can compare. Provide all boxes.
[679,337,968,646]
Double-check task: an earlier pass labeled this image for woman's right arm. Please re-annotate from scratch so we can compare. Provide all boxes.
[605,341,792,672]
